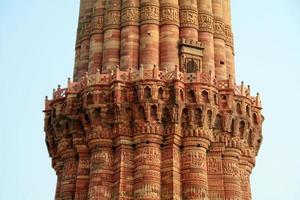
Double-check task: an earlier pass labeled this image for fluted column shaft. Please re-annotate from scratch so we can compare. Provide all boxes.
[197,0,215,77]
[223,148,242,200]
[161,133,182,200]
[54,159,63,200]
[74,148,90,200]
[113,136,134,199]
[60,149,78,200]
[74,46,81,81]
[76,0,95,80]
[181,136,210,200]
[133,129,162,200]
[159,0,180,71]
[212,0,227,80]
[88,0,105,74]
[74,0,87,81]
[139,0,160,70]
[120,0,140,71]
[223,0,235,82]
[207,142,225,200]
[87,143,114,200]
[180,0,199,41]
[102,0,121,73]
[239,156,254,200]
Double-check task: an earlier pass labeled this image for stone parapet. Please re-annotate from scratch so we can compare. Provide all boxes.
[45,64,263,199]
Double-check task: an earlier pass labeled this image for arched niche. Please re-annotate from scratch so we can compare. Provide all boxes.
[230,118,235,134]
[201,90,209,103]
[137,106,146,121]
[214,114,222,131]
[181,108,189,128]
[106,109,114,123]
[91,108,101,124]
[188,90,196,103]
[194,108,203,127]
[246,105,250,117]
[162,107,171,126]
[87,92,93,105]
[132,87,138,102]
[239,120,245,137]
[125,107,133,123]
[180,89,184,101]
[252,113,258,125]
[150,105,158,121]
[207,110,212,128]
[168,87,175,103]
[186,59,199,73]
[121,89,127,102]
[144,86,151,100]
[158,87,164,100]
[236,102,242,114]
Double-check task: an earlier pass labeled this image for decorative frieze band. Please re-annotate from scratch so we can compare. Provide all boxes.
[180,9,198,29]
[223,160,239,176]
[80,21,92,40]
[121,7,140,27]
[90,8,105,35]
[207,157,223,173]
[104,1,121,30]
[160,5,180,26]
[198,12,214,34]
[213,17,225,40]
[182,150,206,169]
[140,5,160,25]
[135,146,161,165]
[225,25,234,49]
[76,20,91,47]
[91,15,104,34]
[104,10,121,30]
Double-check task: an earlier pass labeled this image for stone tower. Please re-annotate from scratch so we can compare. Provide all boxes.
[44,0,263,199]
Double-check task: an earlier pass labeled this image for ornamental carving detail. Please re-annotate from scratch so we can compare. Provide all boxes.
[79,21,91,40]
[105,10,121,27]
[213,17,225,40]
[207,157,222,173]
[182,150,206,169]
[225,25,234,49]
[223,160,239,176]
[92,16,104,33]
[180,10,198,29]
[63,162,77,178]
[183,187,208,199]
[140,6,159,24]
[160,7,180,25]
[135,147,161,165]
[198,13,214,33]
[121,7,139,26]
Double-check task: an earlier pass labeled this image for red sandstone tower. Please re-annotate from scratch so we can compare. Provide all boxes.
[44,0,263,199]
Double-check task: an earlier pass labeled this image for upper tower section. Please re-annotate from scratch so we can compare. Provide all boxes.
[73,0,235,82]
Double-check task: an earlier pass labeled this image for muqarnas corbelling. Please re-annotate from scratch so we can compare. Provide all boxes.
[44,0,263,199]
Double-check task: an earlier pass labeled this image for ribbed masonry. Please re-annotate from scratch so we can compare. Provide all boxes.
[44,1,264,200]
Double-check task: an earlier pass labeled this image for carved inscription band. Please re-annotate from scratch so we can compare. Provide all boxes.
[76,4,233,55]
[140,5,160,25]
[198,12,214,34]
[121,7,140,26]
[213,16,226,40]
[180,9,199,29]
[225,25,234,49]
[160,5,180,26]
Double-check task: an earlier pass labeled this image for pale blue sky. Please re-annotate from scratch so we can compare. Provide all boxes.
[0,0,299,199]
